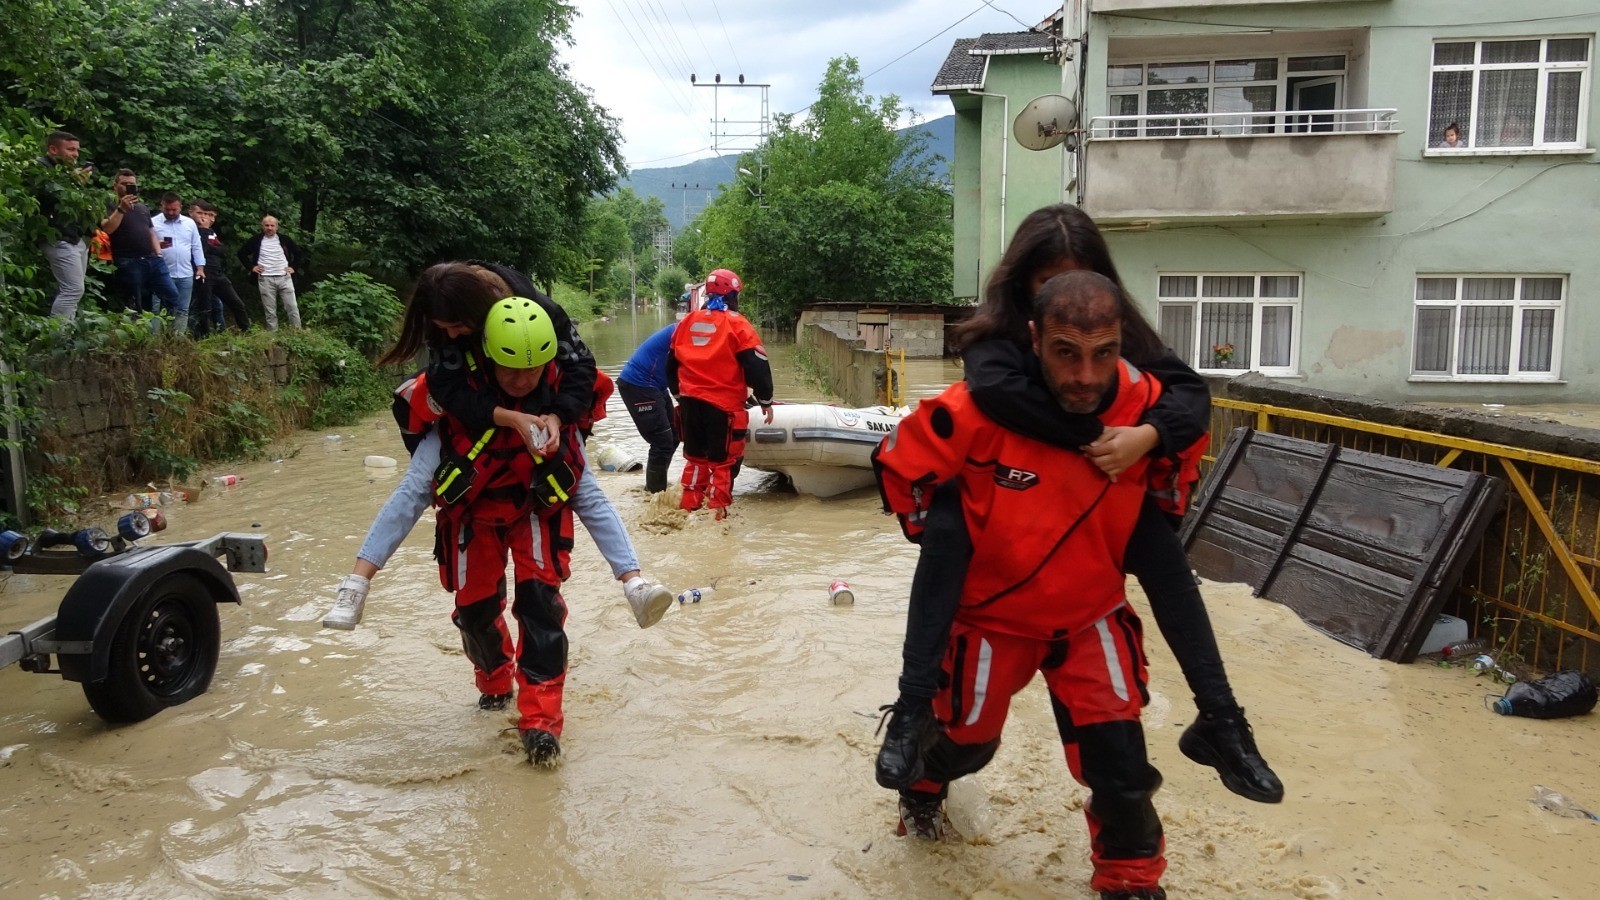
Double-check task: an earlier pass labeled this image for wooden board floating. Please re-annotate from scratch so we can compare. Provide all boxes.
[1179,428,1506,663]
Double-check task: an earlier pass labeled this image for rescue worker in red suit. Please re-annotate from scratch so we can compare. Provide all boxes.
[666,268,774,518]
[425,297,584,765]
[873,271,1186,900]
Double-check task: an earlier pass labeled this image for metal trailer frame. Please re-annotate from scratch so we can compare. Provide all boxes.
[2,532,267,722]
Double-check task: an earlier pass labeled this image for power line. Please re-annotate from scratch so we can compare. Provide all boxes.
[606,0,696,118]
[641,0,698,80]
[707,0,746,75]
[678,0,718,63]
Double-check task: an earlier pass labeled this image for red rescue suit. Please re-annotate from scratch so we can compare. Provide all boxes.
[873,360,1170,895]
[667,308,771,513]
[409,365,583,736]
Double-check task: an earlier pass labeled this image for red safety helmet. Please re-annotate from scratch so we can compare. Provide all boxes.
[705,268,742,296]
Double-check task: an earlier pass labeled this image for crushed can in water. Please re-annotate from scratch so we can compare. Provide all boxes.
[828,579,855,605]
[0,530,29,563]
[116,512,152,541]
[142,508,168,532]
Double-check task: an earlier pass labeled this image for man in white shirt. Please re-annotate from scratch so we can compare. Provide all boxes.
[150,192,206,334]
[237,215,304,329]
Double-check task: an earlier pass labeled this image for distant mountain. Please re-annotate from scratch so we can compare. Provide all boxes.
[622,114,955,229]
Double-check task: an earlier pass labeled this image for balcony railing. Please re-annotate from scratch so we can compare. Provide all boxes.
[1088,108,1399,140]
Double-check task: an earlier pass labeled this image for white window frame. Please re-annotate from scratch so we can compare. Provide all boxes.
[1426,36,1591,155]
[1410,274,1566,383]
[1156,272,1302,377]
[1107,53,1349,138]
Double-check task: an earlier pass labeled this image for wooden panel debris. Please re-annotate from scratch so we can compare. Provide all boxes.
[1179,428,1507,662]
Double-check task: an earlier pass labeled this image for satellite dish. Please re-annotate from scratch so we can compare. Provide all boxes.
[1013,94,1078,151]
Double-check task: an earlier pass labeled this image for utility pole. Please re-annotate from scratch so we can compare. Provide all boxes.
[669,182,714,225]
[652,224,674,273]
[689,74,772,205]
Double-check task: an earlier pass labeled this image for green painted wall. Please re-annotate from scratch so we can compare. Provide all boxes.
[945,1,1600,400]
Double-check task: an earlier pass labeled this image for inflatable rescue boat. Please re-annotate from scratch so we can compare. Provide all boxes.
[744,404,908,498]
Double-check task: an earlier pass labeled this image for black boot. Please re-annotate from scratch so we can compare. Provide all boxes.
[521,727,561,766]
[645,462,668,493]
[1179,706,1284,803]
[875,698,935,790]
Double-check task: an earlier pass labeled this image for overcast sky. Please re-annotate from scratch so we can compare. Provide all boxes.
[560,1,1057,171]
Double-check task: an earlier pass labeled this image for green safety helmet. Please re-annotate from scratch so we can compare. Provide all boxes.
[482,297,558,369]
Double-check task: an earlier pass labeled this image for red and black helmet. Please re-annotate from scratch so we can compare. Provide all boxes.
[705,268,742,296]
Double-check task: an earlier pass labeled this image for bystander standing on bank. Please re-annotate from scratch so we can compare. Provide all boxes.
[188,200,251,334]
[237,214,304,329]
[151,192,204,334]
[101,168,178,318]
[33,131,98,321]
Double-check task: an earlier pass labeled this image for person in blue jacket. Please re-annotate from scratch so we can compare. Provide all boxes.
[617,323,680,493]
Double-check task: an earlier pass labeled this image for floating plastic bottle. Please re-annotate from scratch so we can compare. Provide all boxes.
[1531,785,1600,821]
[124,492,163,509]
[677,587,714,605]
[1441,638,1489,660]
[364,455,397,468]
[1472,654,1517,683]
[1493,671,1598,719]
[210,474,242,487]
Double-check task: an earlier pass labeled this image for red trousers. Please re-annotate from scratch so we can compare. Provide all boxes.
[912,606,1166,893]
[437,504,574,734]
[678,396,748,513]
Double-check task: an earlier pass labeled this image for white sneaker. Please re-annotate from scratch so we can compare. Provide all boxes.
[322,575,370,630]
[623,578,674,629]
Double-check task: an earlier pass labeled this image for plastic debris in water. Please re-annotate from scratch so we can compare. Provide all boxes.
[1531,785,1600,821]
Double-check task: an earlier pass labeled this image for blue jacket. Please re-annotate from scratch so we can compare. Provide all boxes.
[618,323,676,392]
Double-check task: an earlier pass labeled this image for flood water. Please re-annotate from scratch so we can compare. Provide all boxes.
[3,309,1598,899]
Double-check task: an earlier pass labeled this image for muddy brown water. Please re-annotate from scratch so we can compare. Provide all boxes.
[3,311,1598,898]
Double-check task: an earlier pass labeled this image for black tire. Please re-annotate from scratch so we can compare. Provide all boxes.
[82,573,222,724]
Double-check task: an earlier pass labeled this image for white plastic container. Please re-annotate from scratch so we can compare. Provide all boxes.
[1418,614,1469,654]
[364,455,397,468]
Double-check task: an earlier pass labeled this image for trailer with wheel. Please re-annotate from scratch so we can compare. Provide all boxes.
[1,531,267,723]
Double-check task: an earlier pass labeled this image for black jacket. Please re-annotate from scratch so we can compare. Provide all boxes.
[961,338,1211,457]
[237,232,305,281]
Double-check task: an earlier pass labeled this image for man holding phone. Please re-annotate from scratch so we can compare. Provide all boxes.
[151,191,205,334]
[101,168,178,318]
[34,131,98,320]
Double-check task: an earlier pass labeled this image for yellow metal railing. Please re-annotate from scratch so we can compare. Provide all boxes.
[882,348,907,408]
[1209,399,1600,675]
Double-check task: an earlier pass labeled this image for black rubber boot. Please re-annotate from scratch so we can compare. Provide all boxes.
[521,728,561,766]
[875,698,935,790]
[1179,706,1284,803]
[645,462,669,493]
[478,692,512,711]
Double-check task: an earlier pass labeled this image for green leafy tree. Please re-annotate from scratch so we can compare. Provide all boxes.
[698,56,953,326]
[654,265,690,304]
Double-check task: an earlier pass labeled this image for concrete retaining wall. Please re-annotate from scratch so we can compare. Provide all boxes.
[797,323,885,408]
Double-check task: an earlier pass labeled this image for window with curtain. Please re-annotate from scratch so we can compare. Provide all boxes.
[1411,275,1564,380]
[1427,38,1590,150]
[1158,273,1300,374]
